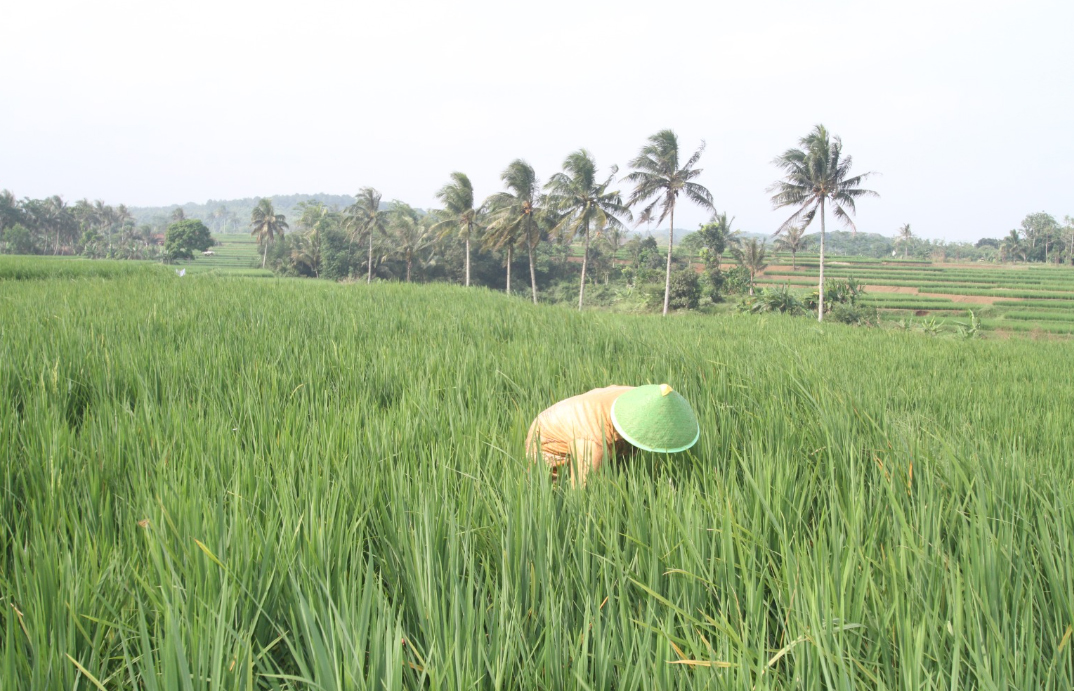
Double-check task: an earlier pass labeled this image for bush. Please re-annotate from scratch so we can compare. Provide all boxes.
[643,270,701,311]
[804,277,866,312]
[829,303,879,326]
[1,224,34,254]
[670,269,701,309]
[702,267,725,302]
[722,266,752,295]
[748,285,806,315]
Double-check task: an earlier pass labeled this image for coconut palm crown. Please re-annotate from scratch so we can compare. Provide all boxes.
[249,198,288,269]
[344,187,388,283]
[483,160,547,305]
[545,149,631,310]
[625,130,714,316]
[768,124,877,321]
[432,172,479,287]
[774,225,807,270]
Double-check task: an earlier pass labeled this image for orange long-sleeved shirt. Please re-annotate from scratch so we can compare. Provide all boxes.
[525,386,634,471]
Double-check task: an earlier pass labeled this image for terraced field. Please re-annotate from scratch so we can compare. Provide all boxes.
[758,255,1074,334]
[172,234,272,276]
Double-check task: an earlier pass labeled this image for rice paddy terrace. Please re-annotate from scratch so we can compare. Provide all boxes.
[758,255,1074,335]
[172,234,273,276]
[2,257,1073,689]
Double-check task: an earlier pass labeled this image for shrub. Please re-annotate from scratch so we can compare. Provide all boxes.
[749,285,806,315]
[668,269,701,310]
[641,270,700,311]
[829,302,879,326]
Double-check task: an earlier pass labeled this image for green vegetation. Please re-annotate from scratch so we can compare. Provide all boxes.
[546,149,630,310]
[249,199,289,269]
[127,193,358,234]
[768,124,877,321]
[624,130,714,316]
[2,267,1073,688]
[164,219,214,261]
[0,255,166,281]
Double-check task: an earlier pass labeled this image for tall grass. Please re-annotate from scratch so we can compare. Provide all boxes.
[2,271,1073,689]
[0,256,167,281]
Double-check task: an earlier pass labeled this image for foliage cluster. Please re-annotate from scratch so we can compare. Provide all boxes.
[0,190,159,259]
[163,219,215,261]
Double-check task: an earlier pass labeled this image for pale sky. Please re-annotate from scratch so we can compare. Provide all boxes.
[2,0,1071,242]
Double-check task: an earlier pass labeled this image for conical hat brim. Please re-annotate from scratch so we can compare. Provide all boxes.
[610,385,699,453]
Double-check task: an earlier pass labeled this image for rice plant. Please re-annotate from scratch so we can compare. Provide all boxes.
[2,265,1073,689]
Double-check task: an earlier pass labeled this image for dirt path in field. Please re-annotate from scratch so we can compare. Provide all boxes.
[864,284,1020,305]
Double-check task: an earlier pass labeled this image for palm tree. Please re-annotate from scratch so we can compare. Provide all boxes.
[432,172,480,287]
[343,188,388,283]
[289,234,322,277]
[171,207,186,222]
[602,223,629,258]
[774,225,807,270]
[546,150,630,310]
[733,238,767,295]
[768,125,877,322]
[484,160,546,304]
[895,223,914,258]
[45,195,73,255]
[0,190,19,232]
[1001,229,1026,263]
[249,198,288,268]
[386,202,436,282]
[482,211,522,296]
[295,201,337,278]
[626,130,714,316]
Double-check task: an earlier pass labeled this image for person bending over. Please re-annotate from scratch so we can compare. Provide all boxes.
[525,384,699,485]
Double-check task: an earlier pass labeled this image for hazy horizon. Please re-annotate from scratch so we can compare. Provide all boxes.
[3,0,1071,243]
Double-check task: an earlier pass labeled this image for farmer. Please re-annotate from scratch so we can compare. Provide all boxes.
[525,384,699,485]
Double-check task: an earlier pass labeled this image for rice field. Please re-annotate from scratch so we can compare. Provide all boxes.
[760,255,1074,334]
[173,235,271,275]
[2,258,1073,689]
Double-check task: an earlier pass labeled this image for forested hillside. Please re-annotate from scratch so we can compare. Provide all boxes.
[128,193,358,233]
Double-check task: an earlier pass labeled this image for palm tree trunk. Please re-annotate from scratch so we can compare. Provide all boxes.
[506,246,512,294]
[406,257,412,282]
[465,236,471,287]
[578,221,590,310]
[367,234,373,283]
[818,200,826,322]
[662,207,674,316]
[529,242,538,305]
[262,242,268,269]
[792,250,797,271]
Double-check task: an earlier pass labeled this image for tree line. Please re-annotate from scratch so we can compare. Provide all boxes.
[6,124,1071,318]
[0,193,157,259]
[248,126,878,319]
[0,126,877,319]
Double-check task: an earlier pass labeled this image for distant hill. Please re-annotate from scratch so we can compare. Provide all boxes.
[643,228,769,247]
[129,193,358,233]
[804,230,894,258]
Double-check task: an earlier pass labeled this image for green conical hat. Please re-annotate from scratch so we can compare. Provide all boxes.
[610,384,699,453]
